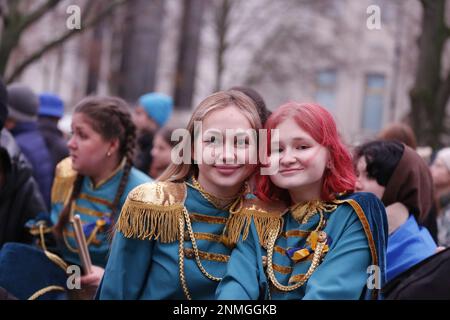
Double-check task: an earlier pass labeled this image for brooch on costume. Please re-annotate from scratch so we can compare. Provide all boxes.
[286,231,333,263]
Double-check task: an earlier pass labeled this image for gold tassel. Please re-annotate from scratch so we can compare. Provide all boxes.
[51,157,77,204]
[225,210,283,248]
[51,175,75,204]
[116,199,184,243]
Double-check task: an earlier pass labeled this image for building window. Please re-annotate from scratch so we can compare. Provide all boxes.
[315,69,337,112]
[361,73,386,132]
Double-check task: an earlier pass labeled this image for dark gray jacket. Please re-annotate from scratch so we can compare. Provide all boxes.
[0,129,48,247]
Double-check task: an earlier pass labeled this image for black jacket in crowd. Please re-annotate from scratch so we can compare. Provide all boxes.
[0,129,48,247]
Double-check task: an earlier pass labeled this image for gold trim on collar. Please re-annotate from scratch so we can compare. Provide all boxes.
[290,200,338,224]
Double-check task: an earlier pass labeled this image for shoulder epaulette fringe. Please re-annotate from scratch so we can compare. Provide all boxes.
[225,198,286,247]
[51,157,77,205]
[116,181,187,243]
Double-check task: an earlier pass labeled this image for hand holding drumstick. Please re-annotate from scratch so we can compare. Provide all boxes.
[71,215,105,293]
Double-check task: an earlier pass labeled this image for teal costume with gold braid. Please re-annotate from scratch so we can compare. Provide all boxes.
[97,179,284,300]
[50,157,151,268]
[216,192,388,300]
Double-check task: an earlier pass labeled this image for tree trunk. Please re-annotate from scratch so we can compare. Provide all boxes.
[85,23,104,95]
[173,0,206,110]
[410,0,449,148]
[214,0,232,92]
[118,0,165,103]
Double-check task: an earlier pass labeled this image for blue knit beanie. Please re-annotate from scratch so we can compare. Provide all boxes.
[138,93,173,128]
[39,93,64,118]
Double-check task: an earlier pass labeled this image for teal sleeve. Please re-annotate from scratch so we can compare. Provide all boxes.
[302,213,371,300]
[216,221,267,300]
[97,230,154,299]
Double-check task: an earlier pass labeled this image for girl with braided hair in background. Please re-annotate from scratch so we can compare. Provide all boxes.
[47,96,151,296]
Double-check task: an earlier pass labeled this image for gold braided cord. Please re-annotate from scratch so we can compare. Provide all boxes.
[44,251,69,272]
[264,200,338,297]
[182,207,222,282]
[178,211,191,300]
[63,230,79,253]
[86,225,101,245]
[313,211,326,233]
[39,224,48,252]
[28,285,65,300]
[266,226,328,292]
[62,223,102,253]
[37,225,69,270]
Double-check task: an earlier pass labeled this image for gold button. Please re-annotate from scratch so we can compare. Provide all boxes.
[317,231,327,242]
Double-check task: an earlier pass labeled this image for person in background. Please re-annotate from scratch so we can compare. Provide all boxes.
[48,96,152,297]
[229,86,271,191]
[354,140,437,282]
[378,122,417,150]
[0,96,151,300]
[378,122,438,242]
[0,78,47,248]
[38,93,69,167]
[430,147,450,247]
[4,83,53,209]
[149,126,177,179]
[133,92,173,174]
[230,86,271,125]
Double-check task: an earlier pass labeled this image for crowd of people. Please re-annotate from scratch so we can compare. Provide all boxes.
[0,76,449,300]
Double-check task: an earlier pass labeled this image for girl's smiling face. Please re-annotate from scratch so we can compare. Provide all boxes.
[269,117,329,201]
[194,105,258,197]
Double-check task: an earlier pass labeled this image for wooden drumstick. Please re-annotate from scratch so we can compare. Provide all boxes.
[72,215,93,274]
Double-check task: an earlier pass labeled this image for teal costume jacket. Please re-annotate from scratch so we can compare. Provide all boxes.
[97,180,283,300]
[216,192,388,300]
[50,158,151,267]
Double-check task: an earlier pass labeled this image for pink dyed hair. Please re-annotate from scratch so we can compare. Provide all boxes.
[256,102,356,203]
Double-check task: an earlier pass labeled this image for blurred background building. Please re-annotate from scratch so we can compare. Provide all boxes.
[1,0,449,147]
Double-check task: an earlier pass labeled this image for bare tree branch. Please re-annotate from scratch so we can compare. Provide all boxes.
[6,0,129,83]
[17,0,62,34]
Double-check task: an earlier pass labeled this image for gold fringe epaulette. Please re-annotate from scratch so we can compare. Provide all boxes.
[225,197,286,248]
[116,181,187,243]
[51,157,77,205]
